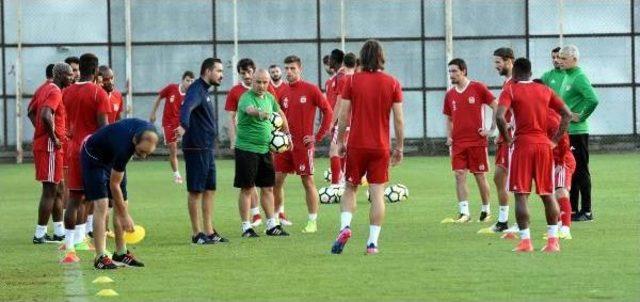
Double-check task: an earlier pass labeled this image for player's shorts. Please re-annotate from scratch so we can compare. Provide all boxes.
[508,143,554,195]
[233,148,275,188]
[331,125,350,145]
[450,145,489,173]
[163,124,178,144]
[554,153,576,190]
[344,147,390,185]
[184,148,216,192]
[66,138,89,191]
[274,146,314,176]
[495,143,511,170]
[81,146,127,201]
[34,143,63,184]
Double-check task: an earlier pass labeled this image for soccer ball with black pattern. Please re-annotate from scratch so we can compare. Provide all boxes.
[270,112,284,130]
[332,185,344,203]
[384,185,404,203]
[395,184,409,200]
[323,169,332,183]
[269,131,290,153]
[318,186,336,204]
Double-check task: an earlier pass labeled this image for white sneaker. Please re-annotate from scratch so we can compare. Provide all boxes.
[504,223,519,233]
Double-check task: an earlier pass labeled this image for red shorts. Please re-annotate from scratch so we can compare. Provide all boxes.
[274,146,314,176]
[34,148,63,184]
[495,143,511,170]
[345,148,389,185]
[163,124,178,144]
[508,143,554,195]
[450,145,489,173]
[331,125,350,145]
[66,140,85,191]
[554,153,576,190]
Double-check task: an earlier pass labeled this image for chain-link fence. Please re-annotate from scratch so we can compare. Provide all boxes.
[1,0,638,162]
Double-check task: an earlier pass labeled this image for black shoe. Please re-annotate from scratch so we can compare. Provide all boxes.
[94,254,118,270]
[242,228,260,238]
[479,211,491,222]
[208,232,229,243]
[266,225,289,236]
[112,250,145,267]
[493,221,509,232]
[192,232,215,244]
[87,231,93,238]
[33,235,47,244]
[51,234,65,242]
[574,211,593,222]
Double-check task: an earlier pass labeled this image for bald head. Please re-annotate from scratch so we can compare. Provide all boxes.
[252,69,271,96]
[52,62,74,89]
[134,130,159,158]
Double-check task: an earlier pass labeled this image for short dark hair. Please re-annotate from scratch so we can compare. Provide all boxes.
[552,47,561,53]
[330,49,344,70]
[284,55,302,66]
[448,58,467,75]
[236,58,256,73]
[200,58,222,75]
[513,57,532,76]
[64,56,79,65]
[344,53,357,68]
[182,70,195,79]
[493,47,514,60]
[322,55,330,65]
[359,39,385,72]
[79,53,99,77]
[97,65,111,77]
[45,64,54,79]
[268,64,279,70]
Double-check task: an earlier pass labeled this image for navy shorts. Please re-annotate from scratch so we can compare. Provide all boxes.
[184,149,216,192]
[81,147,127,201]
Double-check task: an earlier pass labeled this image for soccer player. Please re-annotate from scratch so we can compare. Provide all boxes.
[235,69,291,237]
[149,71,195,184]
[60,53,111,263]
[29,63,74,244]
[224,58,272,227]
[82,118,158,269]
[442,58,496,223]
[176,58,228,245]
[557,45,599,222]
[64,56,80,83]
[98,65,124,123]
[496,57,572,253]
[540,47,564,94]
[325,49,347,186]
[269,64,287,98]
[274,55,333,233]
[330,39,404,255]
[323,54,334,78]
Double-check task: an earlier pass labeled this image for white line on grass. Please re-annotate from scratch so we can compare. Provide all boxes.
[63,265,88,302]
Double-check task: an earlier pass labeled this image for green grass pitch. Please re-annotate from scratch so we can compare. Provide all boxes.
[1,154,639,301]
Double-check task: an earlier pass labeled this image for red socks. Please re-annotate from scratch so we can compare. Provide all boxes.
[330,156,342,184]
[558,196,572,227]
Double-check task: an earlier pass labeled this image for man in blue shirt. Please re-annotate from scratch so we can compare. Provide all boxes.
[81,118,158,269]
[176,58,228,245]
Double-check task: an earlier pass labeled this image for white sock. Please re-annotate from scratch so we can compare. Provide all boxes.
[519,228,531,240]
[53,221,65,237]
[86,215,94,234]
[277,206,284,214]
[481,204,490,213]
[308,213,318,221]
[35,225,47,238]
[173,170,181,177]
[64,229,75,250]
[367,225,381,246]
[266,218,277,229]
[241,221,252,232]
[560,225,570,234]
[340,212,353,230]
[74,224,85,244]
[458,201,470,216]
[250,207,260,216]
[547,224,559,239]
[498,206,509,223]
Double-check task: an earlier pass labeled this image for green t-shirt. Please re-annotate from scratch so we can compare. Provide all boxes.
[541,68,565,96]
[235,90,280,154]
[559,67,599,135]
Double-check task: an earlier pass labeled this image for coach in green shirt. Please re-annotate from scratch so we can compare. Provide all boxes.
[558,45,599,222]
[541,47,565,95]
[234,69,290,238]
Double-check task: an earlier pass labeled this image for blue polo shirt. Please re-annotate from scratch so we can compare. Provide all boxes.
[180,77,218,150]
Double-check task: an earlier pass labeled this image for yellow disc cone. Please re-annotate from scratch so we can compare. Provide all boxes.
[96,289,119,297]
[92,276,114,284]
[123,225,146,244]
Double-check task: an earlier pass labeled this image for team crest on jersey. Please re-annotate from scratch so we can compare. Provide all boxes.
[300,96,307,104]
[169,95,175,103]
[468,97,475,104]
[283,97,289,108]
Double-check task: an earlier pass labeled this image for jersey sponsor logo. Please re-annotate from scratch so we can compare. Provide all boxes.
[169,95,175,103]
[300,96,307,104]
[468,97,475,104]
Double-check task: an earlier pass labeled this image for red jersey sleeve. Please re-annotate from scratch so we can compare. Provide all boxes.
[313,86,334,142]
[392,78,403,103]
[224,89,239,112]
[498,85,513,109]
[158,85,170,99]
[267,85,278,100]
[443,93,452,116]
[41,89,62,111]
[117,92,124,115]
[479,82,495,105]
[548,88,565,114]
[96,86,111,114]
[341,76,353,100]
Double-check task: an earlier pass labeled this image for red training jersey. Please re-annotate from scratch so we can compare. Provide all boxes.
[107,89,124,124]
[547,110,571,165]
[269,81,287,100]
[278,80,333,143]
[159,83,185,126]
[225,83,277,112]
[498,81,565,146]
[341,71,403,150]
[496,78,514,144]
[443,81,495,147]
[326,68,347,110]
[28,80,52,113]
[63,82,111,143]
[32,83,66,151]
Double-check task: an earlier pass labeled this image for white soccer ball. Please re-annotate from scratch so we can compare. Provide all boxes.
[332,185,344,203]
[384,185,403,203]
[269,131,290,153]
[270,112,284,130]
[394,184,409,200]
[323,169,332,182]
[318,186,337,204]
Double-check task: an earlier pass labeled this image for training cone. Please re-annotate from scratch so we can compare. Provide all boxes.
[477,227,494,234]
[441,218,455,224]
[96,289,119,297]
[501,232,519,240]
[92,276,114,284]
[123,225,146,244]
